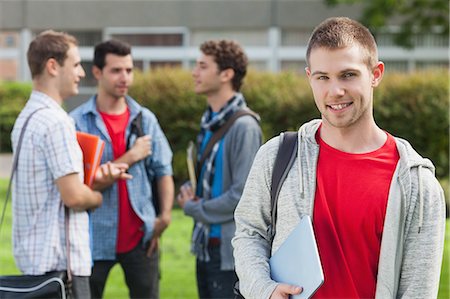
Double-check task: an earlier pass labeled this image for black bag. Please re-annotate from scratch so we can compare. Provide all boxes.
[0,108,73,299]
[233,131,298,299]
[0,271,70,299]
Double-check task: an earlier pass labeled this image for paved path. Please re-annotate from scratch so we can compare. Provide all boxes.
[0,153,12,179]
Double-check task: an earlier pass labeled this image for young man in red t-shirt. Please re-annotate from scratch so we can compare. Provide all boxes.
[233,17,445,299]
[70,40,174,299]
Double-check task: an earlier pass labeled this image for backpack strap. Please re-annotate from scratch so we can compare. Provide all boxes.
[268,131,298,245]
[126,111,163,214]
[196,108,259,175]
[126,111,144,149]
[233,131,297,299]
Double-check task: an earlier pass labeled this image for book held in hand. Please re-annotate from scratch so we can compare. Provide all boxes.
[76,132,105,187]
[186,140,197,194]
[269,215,324,299]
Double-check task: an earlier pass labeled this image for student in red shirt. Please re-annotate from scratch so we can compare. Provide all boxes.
[70,40,174,299]
[233,17,445,299]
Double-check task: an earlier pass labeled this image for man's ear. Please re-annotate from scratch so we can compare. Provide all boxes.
[92,65,102,80]
[305,67,311,79]
[220,68,235,83]
[372,61,384,87]
[45,58,59,77]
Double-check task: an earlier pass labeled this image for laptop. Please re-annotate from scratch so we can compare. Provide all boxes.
[269,215,324,299]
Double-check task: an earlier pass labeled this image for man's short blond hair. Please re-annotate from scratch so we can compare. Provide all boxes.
[27,30,78,78]
[306,17,378,70]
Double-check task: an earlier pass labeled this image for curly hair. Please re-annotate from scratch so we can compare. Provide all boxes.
[200,40,248,91]
[306,17,378,70]
[27,30,78,79]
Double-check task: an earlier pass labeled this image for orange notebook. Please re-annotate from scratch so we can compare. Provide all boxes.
[76,132,105,187]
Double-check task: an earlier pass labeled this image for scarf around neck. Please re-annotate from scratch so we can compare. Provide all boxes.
[191,92,247,261]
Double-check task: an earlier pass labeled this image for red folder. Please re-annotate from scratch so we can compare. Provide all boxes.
[76,132,105,187]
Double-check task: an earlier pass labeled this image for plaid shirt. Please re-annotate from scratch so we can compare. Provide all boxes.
[11,91,91,276]
[70,95,173,260]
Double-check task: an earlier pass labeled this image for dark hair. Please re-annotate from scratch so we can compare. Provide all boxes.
[93,39,131,70]
[306,17,378,69]
[27,30,78,79]
[200,40,248,91]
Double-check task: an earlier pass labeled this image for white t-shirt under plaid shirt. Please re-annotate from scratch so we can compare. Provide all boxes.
[11,91,91,276]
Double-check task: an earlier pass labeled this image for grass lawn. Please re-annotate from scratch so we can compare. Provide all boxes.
[0,178,448,298]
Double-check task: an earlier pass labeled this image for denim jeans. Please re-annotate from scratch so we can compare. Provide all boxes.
[196,245,238,299]
[89,243,159,299]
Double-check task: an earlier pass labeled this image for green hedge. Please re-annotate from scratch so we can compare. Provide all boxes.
[0,69,448,184]
[373,72,449,179]
[0,82,31,152]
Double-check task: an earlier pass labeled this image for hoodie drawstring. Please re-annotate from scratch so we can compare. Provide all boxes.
[418,165,424,233]
[297,133,304,198]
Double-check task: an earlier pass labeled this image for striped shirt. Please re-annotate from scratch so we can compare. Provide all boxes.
[11,91,91,276]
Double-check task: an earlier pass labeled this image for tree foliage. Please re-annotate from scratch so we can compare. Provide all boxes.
[325,0,449,48]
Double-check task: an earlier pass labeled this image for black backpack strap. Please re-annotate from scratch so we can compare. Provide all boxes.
[233,131,298,299]
[268,131,298,245]
[126,111,163,214]
[126,111,144,149]
[196,108,259,175]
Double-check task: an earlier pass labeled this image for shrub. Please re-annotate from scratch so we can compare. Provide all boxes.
[374,71,449,179]
[0,82,31,151]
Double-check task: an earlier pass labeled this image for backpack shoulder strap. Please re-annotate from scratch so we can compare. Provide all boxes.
[196,108,259,174]
[125,111,161,213]
[126,111,144,149]
[268,131,298,245]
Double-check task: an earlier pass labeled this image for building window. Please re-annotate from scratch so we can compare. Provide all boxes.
[5,35,16,47]
[190,30,268,47]
[32,30,101,47]
[0,32,18,48]
[111,34,183,47]
[68,31,102,47]
[412,34,449,48]
[281,30,311,46]
[80,61,96,87]
[248,61,267,71]
[280,60,307,73]
[375,33,396,47]
[384,61,409,73]
[133,60,144,71]
[416,61,449,70]
[376,32,449,48]
[150,61,182,69]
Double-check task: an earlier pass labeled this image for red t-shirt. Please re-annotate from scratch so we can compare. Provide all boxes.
[312,130,399,298]
[99,109,144,254]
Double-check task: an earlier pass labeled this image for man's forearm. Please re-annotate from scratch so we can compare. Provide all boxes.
[157,175,175,221]
[117,135,152,167]
[56,173,103,211]
[115,150,139,166]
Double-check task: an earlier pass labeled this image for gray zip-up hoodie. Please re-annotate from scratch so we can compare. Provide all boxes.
[184,114,262,270]
[233,119,445,299]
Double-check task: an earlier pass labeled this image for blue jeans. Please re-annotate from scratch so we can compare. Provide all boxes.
[196,244,238,299]
[89,243,159,299]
